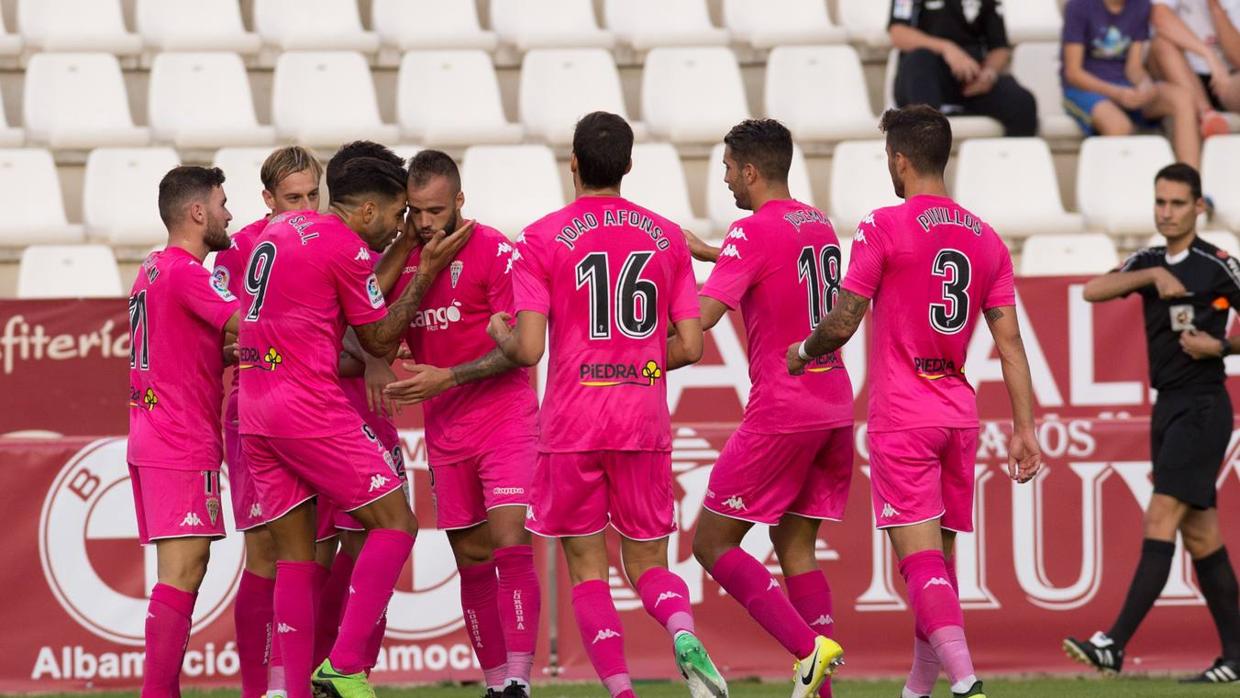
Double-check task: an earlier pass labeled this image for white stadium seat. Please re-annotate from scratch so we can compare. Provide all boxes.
[213,147,281,227]
[490,0,614,51]
[136,0,262,53]
[604,0,729,51]
[272,52,399,147]
[642,47,750,144]
[0,149,83,246]
[624,143,711,236]
[1011,42,1082,140]
[397,51,522,146]
[1203,135,1240,232]
[839,0,892,48]
[707,143,814,233]
[0,11,22,56]
[885,50,1003,140]
[389,144,427,163]
[723,0,847,48]
[828,140,903,236]
[0,90,23,147]
[1147,231,1240,255]
[954,138,1084,238]
[372,0,497,52]
[23,53,150,149]
[1019,234,1118,276]
[18,0,141,54]
[254,0,379,52]
[461,145,564,239]
[1005,0,1064,43]
[766,45,878,142]
[1077,136,1175,235]
[520,49,635,146]
[83,147,181,246]
[149,53,275,149]
[18,245,123,298]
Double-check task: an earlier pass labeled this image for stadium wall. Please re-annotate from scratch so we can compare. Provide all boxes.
[2,276,1239,689]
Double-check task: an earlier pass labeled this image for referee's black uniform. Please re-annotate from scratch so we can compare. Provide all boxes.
[1120,237,1240,509]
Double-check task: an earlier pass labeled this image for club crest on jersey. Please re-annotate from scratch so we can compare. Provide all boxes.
[450,260,464,288]
[209,268,235,301]
[579,359,663,388]
[366,274,384,309]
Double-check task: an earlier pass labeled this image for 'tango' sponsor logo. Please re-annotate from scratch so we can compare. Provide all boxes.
[38,438,244,645]
[411,302,463,331]
[579,360,663,387]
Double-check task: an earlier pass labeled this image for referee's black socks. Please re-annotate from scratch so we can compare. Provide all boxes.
[1195,546,1240,661]
[1109,538,1176,648]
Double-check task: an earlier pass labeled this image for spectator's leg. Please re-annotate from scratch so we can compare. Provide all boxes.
[1149,37,1214,114]
[1091,100,1137,136]
[1146,81,1203,168]
[1217,73,1240,114]
[895,49,954,109]
[964,75,1039,136]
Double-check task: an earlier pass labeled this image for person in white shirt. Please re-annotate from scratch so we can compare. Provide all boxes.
[1151,0,1240,134]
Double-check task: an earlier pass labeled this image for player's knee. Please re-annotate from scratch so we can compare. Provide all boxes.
[490,525,531,551]
[691,534,724,571]
[161,546,211,591]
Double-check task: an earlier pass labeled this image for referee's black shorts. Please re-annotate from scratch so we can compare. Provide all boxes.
[1151,386,1233,510]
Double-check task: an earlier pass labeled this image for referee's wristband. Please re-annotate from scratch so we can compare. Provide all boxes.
[798,340,814,362]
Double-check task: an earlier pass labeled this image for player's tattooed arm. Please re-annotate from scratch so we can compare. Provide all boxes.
[788,290,869,374]
[354,270,436,357]
[489,311,547,367]
[384,348,517,405]
[985,304,1043,484]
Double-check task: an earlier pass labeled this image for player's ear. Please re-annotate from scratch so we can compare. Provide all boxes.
[623,158,633,176]
[261,188,276,213]
[569,153,579,175]
[455,190,465,210]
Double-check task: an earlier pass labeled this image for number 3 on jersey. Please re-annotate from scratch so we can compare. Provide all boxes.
[797,244,842,329]
[244,242,277,321]
[930,249,971,334]
[575,251,658,340]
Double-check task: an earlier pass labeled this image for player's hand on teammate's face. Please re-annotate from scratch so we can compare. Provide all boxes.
[1180,328,1227,360]
[419,219,476,278]
[383,363,455,404]
[488,312,515,346]
[786,342,808,375]
[364,359,401,418]
[1009,427,1042,484]
[1152,267,1189,299]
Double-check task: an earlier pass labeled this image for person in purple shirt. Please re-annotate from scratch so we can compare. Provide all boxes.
[1062,0,1206,167]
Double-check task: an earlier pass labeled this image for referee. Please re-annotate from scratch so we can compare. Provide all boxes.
[1064,163,1240,683]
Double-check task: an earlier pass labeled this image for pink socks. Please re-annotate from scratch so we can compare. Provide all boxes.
[709,547,817,658]
[314,552,355,666]
[787,570,834,697]
[235,571,275,698]
[572,580,633,697]
[459,560,510,688]
[142,583,196,698]
[899,550,974,690]
[328,529,414,675]
[637,567,695,637]
[274,561,319,698]
[494,545,540,685]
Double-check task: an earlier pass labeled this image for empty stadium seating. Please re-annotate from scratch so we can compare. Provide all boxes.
[213,147,279,226]
[1005,0,1065,44]
[766,45,879,141]
[0,149,83,246]
[148,53,275,149]
[136,0,263,54]
[1203,136,1240,233]
[1011,42,1082,140]
[520,49,636,146]
[954,138,1084,238]
[254,0,379,52]
[625,143,712,236]
[723,0,847,48]
[1020,234,1119,276]
[23,53,150,149]
[83,148,181,247]
[17,245,123,298]
[1077,136,1176,235]
[490,0,614,51]
[271,51,399,147]
[828,140,902,236]
[398,51,522,146]
[461,145,564,238]
[371,0,498,52]
[605,0,730,51]
[18,0,142,55]
[643,47,750,143]
[837,0,892,48]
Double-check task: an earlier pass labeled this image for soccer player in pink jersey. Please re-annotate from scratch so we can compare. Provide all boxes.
[128,166,240,698]
[684,120,850,698]
[379,149,542,698]
[237,153,470,698]
[212,145,323,698]
[786,105,1043,698]
[489,112,727,698]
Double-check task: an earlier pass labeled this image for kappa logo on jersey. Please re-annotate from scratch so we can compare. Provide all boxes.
[810,614,834,627]
[450,260,464,288]
[924,577,952,589]
[881,502,900,519]
[180,512,204,527]
[368,474,391,493]
[654,591,683,607]
[356,247,372,262]
[506,248,522,274]
[720,244,742,260]
[413,301,464,331]
[210,267,235,301]
[579,360,663,388]
[366,273,384,309]
[592,628,621,644]
[727,227,747,241]
[723,495,746,511]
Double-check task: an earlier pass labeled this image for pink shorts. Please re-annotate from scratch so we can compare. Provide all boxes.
[431,434,536,530]
[129,465,226,544]
[336,437,408,532]
[243,423,405,527]
[526,450,674,541]
[705,426,853,525]
[224,404,265,532]
[868,427,979,533]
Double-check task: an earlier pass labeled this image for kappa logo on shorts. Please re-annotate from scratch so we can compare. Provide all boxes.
[923,577,952,589]
[881,502,900,519]
[277,622,298,634]
[654,591,683,607]
[767,579,780,591]
[368,474,391,493]
[723,495,746,511]
[180,512,204,527]
[810,614,834,627]
[493,487,525,496]
[592,628,621,644]
[249,502,263,519]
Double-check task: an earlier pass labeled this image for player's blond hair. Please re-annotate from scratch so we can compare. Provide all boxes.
[260,146,323,193]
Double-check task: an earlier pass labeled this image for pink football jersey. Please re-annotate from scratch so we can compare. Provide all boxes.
[512,196,699,452]
[127,247,239,469]
[701,199,853,432]
[212,216,267,399]
[393,224,538,463]
[843,194,1015,432]
[237,211,388,438]
[339,250,400,449]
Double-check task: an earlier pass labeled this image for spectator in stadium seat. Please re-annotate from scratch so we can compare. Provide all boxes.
[1149,0,1240,129]
[889,0,1039,137]
[1062,0,1206,167]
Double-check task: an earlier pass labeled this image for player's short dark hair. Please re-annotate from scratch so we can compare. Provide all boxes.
[1156,163,1203,200]
[407,149,462,193]
[158,166,226,228]
[879,105,952,176]
[723,119,793,183]
[572,111,633,190]
[326,140,405,182]
[327,157,407,206]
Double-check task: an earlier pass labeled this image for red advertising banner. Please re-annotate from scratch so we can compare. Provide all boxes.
[2,276,1239,690]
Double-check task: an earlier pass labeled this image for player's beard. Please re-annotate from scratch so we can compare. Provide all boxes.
[419,210,459,245]
[204,215,230,252]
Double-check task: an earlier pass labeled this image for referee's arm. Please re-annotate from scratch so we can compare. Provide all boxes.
[1083,266,1185,303]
